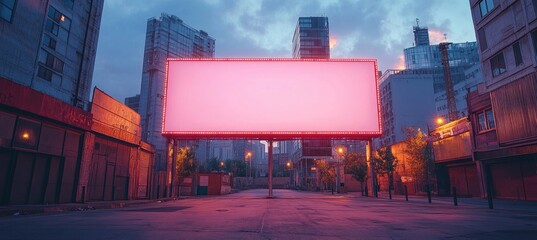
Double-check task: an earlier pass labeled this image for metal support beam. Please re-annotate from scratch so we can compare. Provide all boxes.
[366,139,377,197]
[268,139,274,198]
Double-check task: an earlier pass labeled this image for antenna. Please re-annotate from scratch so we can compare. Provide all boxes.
[416,18,419,27]
[443,33,448,42]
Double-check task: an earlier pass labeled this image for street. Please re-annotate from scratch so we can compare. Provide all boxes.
[1,189,536,240]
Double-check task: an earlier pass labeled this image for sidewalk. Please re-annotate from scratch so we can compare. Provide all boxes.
[344,191,537,213]
[0,197,183,217]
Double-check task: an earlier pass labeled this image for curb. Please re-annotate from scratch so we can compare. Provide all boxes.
[0,198,178,217]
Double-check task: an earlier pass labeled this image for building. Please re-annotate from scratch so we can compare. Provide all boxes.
[292,17,330,59]
[413,20,430,46]
[0,1,156,205]
[0,0,104,109]
[291,16,333,190]
[467,0,537,200]
[434,63,483,118]
[137,13,215,197]
[404,24,480,121]
[83,88,154,201]
[124,94,140,113]
[378,69,437,146]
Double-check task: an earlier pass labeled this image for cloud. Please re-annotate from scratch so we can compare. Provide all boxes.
[92,0,477,102]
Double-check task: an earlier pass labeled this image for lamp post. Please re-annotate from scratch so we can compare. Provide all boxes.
[246,152,252,179]
[286,161,292,188]
[425,117,444,203]
[336,146,345,193]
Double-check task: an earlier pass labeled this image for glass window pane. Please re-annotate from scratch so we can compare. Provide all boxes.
[486,109,495,129]
[480,1,487,16]
[487,0,494,10]
[0,111,16,147]
[13,118,42,150]
[478,112,486,131]
[0,5,12,22]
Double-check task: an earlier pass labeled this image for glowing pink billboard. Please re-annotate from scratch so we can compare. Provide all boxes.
[163,58,381,139]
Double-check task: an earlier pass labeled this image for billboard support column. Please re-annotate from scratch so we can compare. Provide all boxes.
[366,139,377,197]
[268,139,274,198]
[171,139,178,197]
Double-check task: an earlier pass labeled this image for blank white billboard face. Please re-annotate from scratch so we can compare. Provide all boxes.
[163,59,380,139]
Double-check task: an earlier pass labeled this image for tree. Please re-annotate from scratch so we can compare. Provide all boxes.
[372,146,398,192]
[176,147,198,183]
[316,160,336,192]
[344,152,368,195]
[403,127,434,192]
[225,159,247,177]
[204,158,222,173]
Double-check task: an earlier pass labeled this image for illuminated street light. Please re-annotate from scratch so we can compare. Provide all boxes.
[436,117,444,125]
[220,161,224,166]
[245,152,252,178]
[335,146,346,193]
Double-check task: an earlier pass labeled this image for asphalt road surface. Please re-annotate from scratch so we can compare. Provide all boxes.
[1,189,536,240]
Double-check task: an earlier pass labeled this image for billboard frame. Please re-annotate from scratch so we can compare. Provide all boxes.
[162,58,381,140]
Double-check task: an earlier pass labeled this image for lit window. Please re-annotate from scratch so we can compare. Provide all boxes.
[0,0,16,22]
[13,118,42,150]
[490,52,506,77]
[479,0,495,17]
[513,41,523,66]
[477,109,495,132]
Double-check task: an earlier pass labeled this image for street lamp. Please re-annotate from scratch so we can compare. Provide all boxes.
[286,161,293,187]
[336,146,346,193]
[246,152,252,178]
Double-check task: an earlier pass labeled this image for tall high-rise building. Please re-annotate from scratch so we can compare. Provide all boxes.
[292,17,330,59]
[138,13,215,171]
[0,0,104,109]
[413,19,430,46]
[404,25,480,120]
[292,16,331,190]
[124,94,140,112]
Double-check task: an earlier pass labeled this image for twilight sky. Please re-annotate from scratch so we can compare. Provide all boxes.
[91,0,476,102]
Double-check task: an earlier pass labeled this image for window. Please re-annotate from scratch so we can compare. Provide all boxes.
[37,49,63,81]
[477,28,488,51]
[490,52,506,77]
[513,41,523,66]
[43,34,57,50]
[0,0,16,22]
[13,118,42,150]
[37,65,53,81]
[532,30,537,61]
[479,0,495,17]
[477,109,495,132]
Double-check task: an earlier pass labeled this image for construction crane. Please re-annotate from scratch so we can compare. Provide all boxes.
[439,41,458,122]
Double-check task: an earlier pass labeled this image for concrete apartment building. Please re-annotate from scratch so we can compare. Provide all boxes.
[0,0,155,205]
[466,0,537,200]
[0,0,102,109]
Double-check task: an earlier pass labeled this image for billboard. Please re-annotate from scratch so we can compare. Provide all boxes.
[163,58,381,139]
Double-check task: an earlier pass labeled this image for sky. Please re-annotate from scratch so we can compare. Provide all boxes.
[91,0,476,102]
